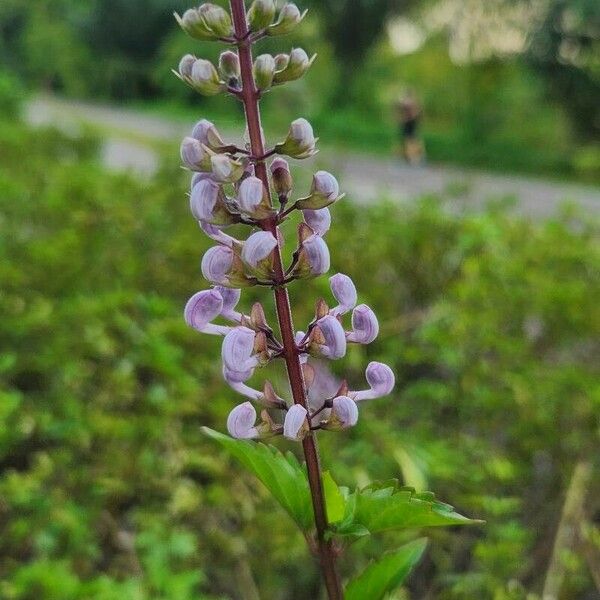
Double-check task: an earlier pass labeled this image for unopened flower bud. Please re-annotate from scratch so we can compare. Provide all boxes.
[313,315,346,359]
[184,289,224,332]
[273,48,316,84]
[178,54,196,78]
[190,178,236,226]
[293,234,330,279]
[303,208,331,236]
[275,118,317,159]
[241,231,277,278]
[347,304,379,344]
[210,154,244,183]
[180,136,213,171]
[274,53,290,72]
[324,396,358,430]
[267,3,307,36]
[201,246,252,287]
[296,171,342,210]
[191,119,228,152]
[227,402,259,439]
[237,176,273,219]
[351,362,395,402]
[222,326,260,373]
[219,50,241,86]
[198,3,233,38]
[270,157,293,197]
[174,9,214,40]
[248,0,276,31]
[254,54,276,91]
[283,404,309,441]
[189,59,223,96]
[329,273,357,316]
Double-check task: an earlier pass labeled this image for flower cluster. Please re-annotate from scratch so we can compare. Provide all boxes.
[177,1,395,444]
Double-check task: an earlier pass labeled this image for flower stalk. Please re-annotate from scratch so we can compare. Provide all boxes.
[229,2,343,596]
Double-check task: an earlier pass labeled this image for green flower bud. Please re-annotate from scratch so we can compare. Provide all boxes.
[189,59,223,96]
[275,118,318,159]
[273,48,316,85]
[253,54,276,91]
[273,53,290,72]
[198,3,233,38]
[247,0,276,31]
[267,3,307,36]
[219,50,241,87]
[174,8,215,40]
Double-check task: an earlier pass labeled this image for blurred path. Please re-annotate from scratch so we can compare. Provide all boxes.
[27,95,600,218]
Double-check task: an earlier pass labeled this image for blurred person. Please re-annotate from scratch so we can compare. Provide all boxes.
[395,91,425,165]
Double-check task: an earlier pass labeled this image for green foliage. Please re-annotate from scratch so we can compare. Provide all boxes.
[345,538,428,600]
[202,428,313,531]
[1,116,598,597]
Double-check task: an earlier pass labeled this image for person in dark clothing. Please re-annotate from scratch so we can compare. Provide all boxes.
[395,92,425,165]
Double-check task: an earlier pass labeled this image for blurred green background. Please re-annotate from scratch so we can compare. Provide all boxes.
[0,0,599,599]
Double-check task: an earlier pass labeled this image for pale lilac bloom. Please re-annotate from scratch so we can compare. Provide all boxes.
[180,136,210,171]
[201,245,234,285]
[223,365,262,400]
[329,396,358,429]
[191,118,226,151]
[350,361,395,402]
[190,178,221,222]
[237,176,264,215]
[303,208,331,236]
[227,402,259,439]
[312,171,339,201]
[303,235,330,276]
[178,54,196,78]
[315,315,346,359]
[184,289,231,336]
[329,273,357,317]
[221,326,260,373]
[241,231,277,269]
[283,404,308,441]
[199,221,236,247]
[347,304,379,344]
[215,286,242,322]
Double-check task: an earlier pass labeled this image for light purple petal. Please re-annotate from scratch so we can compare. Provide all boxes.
[215,286,242,322]
[329,273,357,316]
[221,326,258,372]
[199,221,236,247]
[303,235,330,276]
[227,402,259,439]
[241,231,277,268]
[313,171,339,200]
[190,178,220,222]
[237,176,264,214]
[331,396,359,428]
[303,208,331,236]
[283,404,308,441]
[316,315,346,359]
[347,304,379,344]
[201,246,234,284]
[351,361,395,402]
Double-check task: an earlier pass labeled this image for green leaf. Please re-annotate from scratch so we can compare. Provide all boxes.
[322,471,346,523]
[345,538,428,600]
[202,428,313,531]
[344,481,483,534]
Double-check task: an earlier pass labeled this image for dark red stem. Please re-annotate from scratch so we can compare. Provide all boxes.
[229,2,343,598]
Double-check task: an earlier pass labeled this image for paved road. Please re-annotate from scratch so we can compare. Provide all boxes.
[26,95,600,218]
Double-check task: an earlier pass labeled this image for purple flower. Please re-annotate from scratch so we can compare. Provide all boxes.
[237,176,271,218]
[326,396,358,430]
[201,246,234,285]
[347,304,379,344]
[351,362,395,402]
[241,231,277,277]
[180,136,212,171]
[191,119,226,151]
[184,289,231,335]
[221,326,260,373]
[303,208,331,236]
[283,404,309,441]
[314,315,346,359]
[276,118,317,159]
[190,178,220,222]
[211,154,244,183]
[178,54,196,78]
[329,273,357,316]
[227,402,259,439]
[296,171,342,210]
[293,234,330,279]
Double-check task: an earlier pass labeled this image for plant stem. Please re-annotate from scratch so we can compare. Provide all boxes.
[229,2,343,598]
